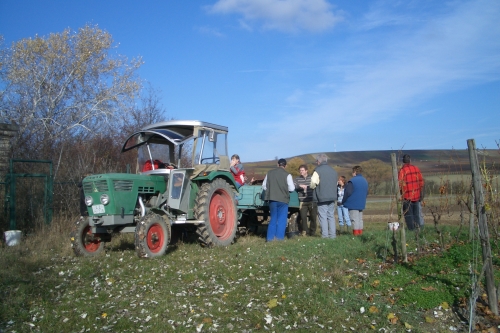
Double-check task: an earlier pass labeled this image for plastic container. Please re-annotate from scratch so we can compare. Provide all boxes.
[387,222,399,231]
[4,230,22,246]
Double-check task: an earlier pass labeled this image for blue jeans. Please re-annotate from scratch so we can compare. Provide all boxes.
[267,201,289,241]
[337,204,351,226]
[317,201,336,238]
[235,184,243,200]
[403,200,423,230]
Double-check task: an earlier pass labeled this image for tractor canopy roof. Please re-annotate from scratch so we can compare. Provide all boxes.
[121,120,228,152]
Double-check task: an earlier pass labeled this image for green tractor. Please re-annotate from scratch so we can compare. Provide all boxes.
[70,120,299,258]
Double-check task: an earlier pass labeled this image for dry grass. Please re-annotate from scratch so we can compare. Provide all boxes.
[0,202,494,333]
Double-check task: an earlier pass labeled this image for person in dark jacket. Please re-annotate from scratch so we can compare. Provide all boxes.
[262,158,295,241]
[310,153,338,238]
[342,165,368,236]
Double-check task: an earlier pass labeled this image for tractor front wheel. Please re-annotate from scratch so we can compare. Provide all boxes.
[70,217,105,257]
[195,178,237,247]
[135,213,170,258]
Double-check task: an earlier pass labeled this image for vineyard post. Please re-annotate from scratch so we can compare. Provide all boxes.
[469,191,475,242]
[467,139,498,315]
[391,153,407,263]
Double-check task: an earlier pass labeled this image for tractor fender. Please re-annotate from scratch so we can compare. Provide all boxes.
[192,170,238,189]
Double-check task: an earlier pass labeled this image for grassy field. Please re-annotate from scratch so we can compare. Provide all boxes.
[1,201,499,333]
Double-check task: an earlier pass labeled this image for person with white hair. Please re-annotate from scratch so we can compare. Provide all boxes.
[310,153,338,239]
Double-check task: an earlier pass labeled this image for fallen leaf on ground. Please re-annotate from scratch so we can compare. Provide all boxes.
[387,313,398,324]
[267,298,278,308]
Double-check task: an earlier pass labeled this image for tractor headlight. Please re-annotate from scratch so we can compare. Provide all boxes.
[85,196,93,206]
[100,194,110,205]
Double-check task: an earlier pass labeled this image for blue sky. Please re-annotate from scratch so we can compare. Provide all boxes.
[1,0,499,162]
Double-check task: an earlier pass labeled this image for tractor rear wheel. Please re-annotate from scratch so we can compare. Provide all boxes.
[70,217,105,257]
[135,213,170,258]
[195,178,237,247]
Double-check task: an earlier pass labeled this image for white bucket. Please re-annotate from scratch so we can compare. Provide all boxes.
[4,230,22,246]
[388,222,399,231]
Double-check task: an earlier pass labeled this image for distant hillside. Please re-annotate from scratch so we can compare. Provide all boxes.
[244,149,500,178]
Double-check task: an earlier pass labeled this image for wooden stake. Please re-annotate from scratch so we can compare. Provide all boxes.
[467,139,498,315]
[391,153,407,263]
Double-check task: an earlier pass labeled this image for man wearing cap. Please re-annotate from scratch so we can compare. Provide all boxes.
[262,158,295,241]
[310,153,338,239]
[398,154,425,231]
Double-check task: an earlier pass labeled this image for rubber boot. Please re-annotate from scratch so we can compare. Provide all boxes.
[353,229,361,236]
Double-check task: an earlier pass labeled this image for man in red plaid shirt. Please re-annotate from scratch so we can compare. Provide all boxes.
[398,154,425,230]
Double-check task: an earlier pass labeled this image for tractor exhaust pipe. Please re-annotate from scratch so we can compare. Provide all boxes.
[138,196,146,217]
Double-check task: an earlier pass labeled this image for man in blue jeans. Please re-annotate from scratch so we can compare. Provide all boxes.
[337,176,352,234]
[310,153,338,239]
[262,158,295,241]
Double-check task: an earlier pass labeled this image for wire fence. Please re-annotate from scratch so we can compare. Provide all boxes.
[0,179,80,233]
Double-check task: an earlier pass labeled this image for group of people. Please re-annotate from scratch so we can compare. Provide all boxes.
[290,154,369,240]
[229,152,425,242]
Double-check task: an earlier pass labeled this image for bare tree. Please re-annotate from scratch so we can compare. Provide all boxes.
[0,25,143,162]
[118,83,169,138]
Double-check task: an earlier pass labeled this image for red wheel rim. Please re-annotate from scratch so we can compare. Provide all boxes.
[82,225,101,252]
[209,188,235,240]
[146,223,165,253]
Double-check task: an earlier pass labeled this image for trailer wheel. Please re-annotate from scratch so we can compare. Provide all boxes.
[135,213,170,258]
[70,217,105,257]
[195,178,237,247]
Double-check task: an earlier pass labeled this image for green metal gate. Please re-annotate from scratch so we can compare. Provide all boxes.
[4,159,53,230]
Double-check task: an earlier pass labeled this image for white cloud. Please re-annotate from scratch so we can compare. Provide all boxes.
[206,0,342,33]
[196,26,225,37]
[357,1,419,31]
[285,89,304,104]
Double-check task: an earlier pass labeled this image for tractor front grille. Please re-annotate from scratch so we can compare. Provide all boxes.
[83,180,109,193]
[113,180,134,191]
[138,186,155,193]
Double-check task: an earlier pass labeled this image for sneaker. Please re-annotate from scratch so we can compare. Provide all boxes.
[300,231,307,237]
